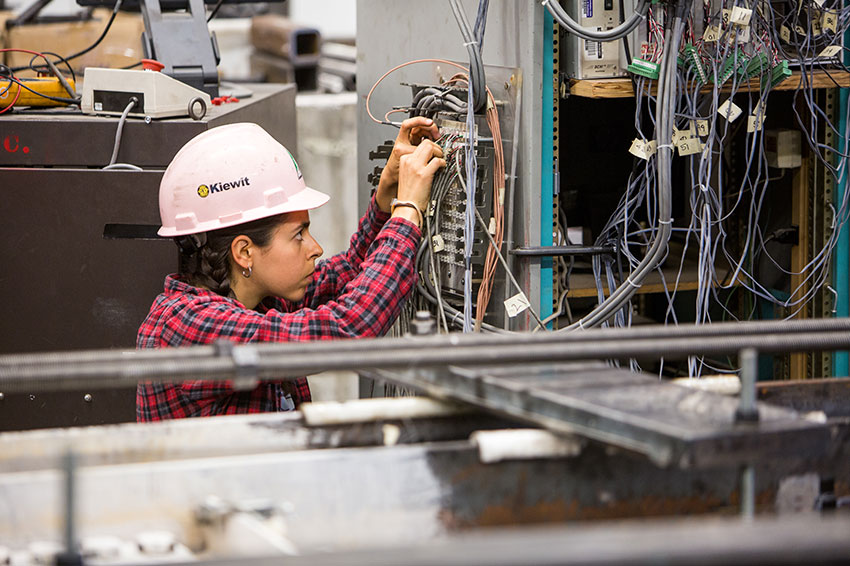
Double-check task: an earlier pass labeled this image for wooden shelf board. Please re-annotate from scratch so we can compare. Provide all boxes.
[565,246,737,298]
[569,69,850,99]
[566,270,737,298]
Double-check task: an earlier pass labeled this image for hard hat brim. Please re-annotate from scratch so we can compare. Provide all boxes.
[158,185,330,238]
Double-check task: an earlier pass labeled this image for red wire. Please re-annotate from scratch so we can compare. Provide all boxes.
[0,47,66,114]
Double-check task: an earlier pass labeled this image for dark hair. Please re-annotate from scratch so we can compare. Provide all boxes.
[176,214,286,298]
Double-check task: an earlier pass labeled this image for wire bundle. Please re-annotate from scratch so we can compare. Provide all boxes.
[570,0,850,375]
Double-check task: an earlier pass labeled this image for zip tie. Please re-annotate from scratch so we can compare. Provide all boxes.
[658,218,674,225]
[578,318,586,330]
[463,41,479,47]
[657,144,674,150]
[625,277,642,289]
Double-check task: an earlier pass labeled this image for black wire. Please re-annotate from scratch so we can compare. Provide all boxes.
[206,0,226,23]
[27,51,76,82]
[11,0,124,74]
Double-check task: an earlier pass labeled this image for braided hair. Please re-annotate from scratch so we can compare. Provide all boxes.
[176,214,286,298]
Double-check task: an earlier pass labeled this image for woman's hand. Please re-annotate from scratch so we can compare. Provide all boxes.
[393,139,446,226]
[376,117,440,212]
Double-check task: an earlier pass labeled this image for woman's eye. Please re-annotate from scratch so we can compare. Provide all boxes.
[295,231,304,241]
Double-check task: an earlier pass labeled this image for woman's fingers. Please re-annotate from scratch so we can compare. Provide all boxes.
[399,117,439,145]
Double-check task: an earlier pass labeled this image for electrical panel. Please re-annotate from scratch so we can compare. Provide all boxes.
[368,84,498,326]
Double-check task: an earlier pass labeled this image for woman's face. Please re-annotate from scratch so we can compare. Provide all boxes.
[251,210,323,302]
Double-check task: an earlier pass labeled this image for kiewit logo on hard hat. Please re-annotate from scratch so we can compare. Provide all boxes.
[197,177,251,198]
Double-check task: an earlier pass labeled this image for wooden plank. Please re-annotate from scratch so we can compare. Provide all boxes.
[565,263,737,298]
[570,70,850,99]
[790,156,811,380]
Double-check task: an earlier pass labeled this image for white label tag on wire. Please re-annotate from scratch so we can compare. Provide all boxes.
[678,137,702,156]
[498,187,505,205]
[823,12,838,33]
[703,25,721,42]
[504,293,531,318]
[780,25,791,42]
[731,6,753,25]
[427,200,436,217]
[718,99,743,122]
[432,234,445,252]
[747,114,764,133]
[628,138,657,160]
[488,217,496,235]
[811,16,823,35]
[819,45,842,58]
[696,119,710,137]
[673,125,695,146]
[733,26,751,43]
[672,127,683,145]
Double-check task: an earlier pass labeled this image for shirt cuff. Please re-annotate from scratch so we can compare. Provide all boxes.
[383,215,422,240]
[371,193,392,224]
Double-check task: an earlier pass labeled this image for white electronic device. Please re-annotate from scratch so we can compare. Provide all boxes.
[81,66,212,120]
[565,0,628,79]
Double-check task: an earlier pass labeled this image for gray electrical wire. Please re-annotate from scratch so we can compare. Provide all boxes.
[563,1,688,330]
[103,163,143,171]
[449,0,487,113]
[543,0,649,42]
[107,98,138,167]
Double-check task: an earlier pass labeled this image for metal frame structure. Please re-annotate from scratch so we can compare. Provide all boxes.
[1,319,849,561]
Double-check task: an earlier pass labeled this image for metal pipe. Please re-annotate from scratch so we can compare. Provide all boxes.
[2,324,850,393]
[740,465,755,520]
[736,348,759,422]
[511,245,617,257]
[3,317,850,368]
[56,450,82,566]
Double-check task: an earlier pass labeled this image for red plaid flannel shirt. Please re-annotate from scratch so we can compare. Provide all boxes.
[136,198,420,421]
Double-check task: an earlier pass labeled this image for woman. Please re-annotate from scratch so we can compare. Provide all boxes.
[137,118,444,421]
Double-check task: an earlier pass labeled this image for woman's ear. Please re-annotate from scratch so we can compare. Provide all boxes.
[230,235,253,270]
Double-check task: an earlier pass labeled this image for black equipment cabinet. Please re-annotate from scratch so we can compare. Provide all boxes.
[0,83,297,430]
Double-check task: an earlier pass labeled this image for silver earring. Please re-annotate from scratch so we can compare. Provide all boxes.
[241,266,252,278]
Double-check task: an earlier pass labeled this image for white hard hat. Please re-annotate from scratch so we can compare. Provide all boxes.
[158,122,329,237]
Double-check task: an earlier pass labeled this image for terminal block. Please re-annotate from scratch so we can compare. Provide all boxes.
[627,58,660,80]
[763,60,792,90]
[683,44,709,85]
[713,48,746,86]
[740,52,771,81]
